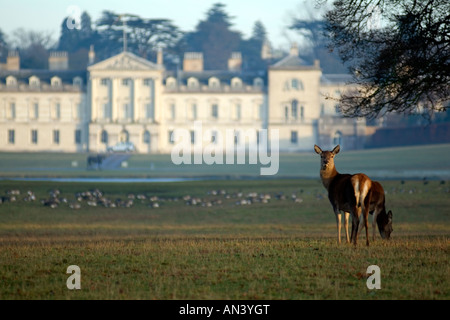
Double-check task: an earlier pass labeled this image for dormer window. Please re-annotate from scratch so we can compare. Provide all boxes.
[29,76,40,88]
[187,77,199,89]
[231,77,242,89]
[253,77,263,88]
[73,77,83,88]
[166,77,177,89]
[6,76,17,87]
[208,77,220,89]
[51,76,62,87]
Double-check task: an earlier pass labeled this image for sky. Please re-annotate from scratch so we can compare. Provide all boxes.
[0,0,326,49]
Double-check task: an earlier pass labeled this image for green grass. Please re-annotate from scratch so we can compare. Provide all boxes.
[0,179,449,299]
[1,143,450,179]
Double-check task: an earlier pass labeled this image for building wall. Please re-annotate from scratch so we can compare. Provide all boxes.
[0,89,87,152]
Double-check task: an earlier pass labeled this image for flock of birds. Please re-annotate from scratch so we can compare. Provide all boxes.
[0,187,306,210]
[0,179,447,211]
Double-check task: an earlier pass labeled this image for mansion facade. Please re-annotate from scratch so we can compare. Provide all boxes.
[0,45,366,154]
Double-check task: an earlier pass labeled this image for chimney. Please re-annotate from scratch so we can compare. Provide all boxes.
[49,51,69,70]
[261,40,272,60]
[183,52,203,72]
[228,52,242,72]
[157,47,163,65]
[6,51,20,70]
[289,42,299,57]
[88,45,95,65]
[314,59,320,68]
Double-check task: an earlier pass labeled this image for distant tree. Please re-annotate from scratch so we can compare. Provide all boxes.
[323,0,450,119]
[183,3,242,70]
[240,21,269,71]
[289,10,346,73]
[0,29,8,62]
[9,28,55,69]
[96,11,183,62]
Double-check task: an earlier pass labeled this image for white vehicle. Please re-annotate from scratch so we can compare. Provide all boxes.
[107,142,135,153]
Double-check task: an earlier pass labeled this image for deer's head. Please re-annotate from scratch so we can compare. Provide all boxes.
[378,210,393,240]
[314,145,340,171]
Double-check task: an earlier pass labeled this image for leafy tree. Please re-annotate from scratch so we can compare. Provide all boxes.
[240,21,270,71]
[183,3,242,70]
[323,0,450,119]
[0,29,8,63]
[96,11,183,62]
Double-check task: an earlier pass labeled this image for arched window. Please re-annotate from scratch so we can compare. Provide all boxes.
[29,76,40,88]
[187,77,199,89]
[166,77,177,89]
[208,77,220,89]
[231,77,242,89]
[119,130,129,142]
[6,76,17,87]
[51,76,62,87]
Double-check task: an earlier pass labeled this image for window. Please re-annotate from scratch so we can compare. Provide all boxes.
[8,103,16,119]
[166,77,177,89]
[235,104,241,120]
[100,130,108,144]
[33,103,39,119]
[333,131,343,146]
[292,100,298,119]
[231,77,242,89]
[73,77,83,88]
[53,103,61,120]
[191,104,197,120]
[75,130,82,144]
[146,103,154,120]
[143,78,153,86]
[101,78,109,86]
[187,77,199,89]
[53,130,60,144]
[253,78,263,88]
[29,76,40,88]
[290,131,298,144]
[291,79,304,90]
[170,104,176,120]
[8,130,15,144]
[211,104,218,119]
[103,103,111,119]
[284,106,289,121]
[122,78,131,86]
[143,130,151,144]
[300,106,304,121]
[123,104,133,120]
[208,77,220,88]
[6,76,17,87]
[31,130,38,144]
[51,77,62,87]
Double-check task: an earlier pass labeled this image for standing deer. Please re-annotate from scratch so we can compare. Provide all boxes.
[357,181,393,241]
[314,145,372,246]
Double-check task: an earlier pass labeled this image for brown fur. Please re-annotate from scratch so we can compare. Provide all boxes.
[314,145,372,246]
[357,181,393,240]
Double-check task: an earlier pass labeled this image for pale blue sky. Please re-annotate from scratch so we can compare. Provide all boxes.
[0,0,325,49]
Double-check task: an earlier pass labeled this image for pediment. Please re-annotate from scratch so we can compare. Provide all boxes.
[88,51,162,71]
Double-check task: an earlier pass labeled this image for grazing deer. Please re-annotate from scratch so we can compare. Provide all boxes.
[314,145,372,246]
[357,181,393,241]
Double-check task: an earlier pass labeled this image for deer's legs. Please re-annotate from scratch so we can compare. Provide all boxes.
[335,211,342,244]
[344,211,350,243]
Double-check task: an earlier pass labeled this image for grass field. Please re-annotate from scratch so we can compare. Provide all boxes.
[1,143,450,179]
[0,178,449,300]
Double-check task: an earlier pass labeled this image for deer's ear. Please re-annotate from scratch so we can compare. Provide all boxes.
[332,145,340,155]
[314,145,322,155]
